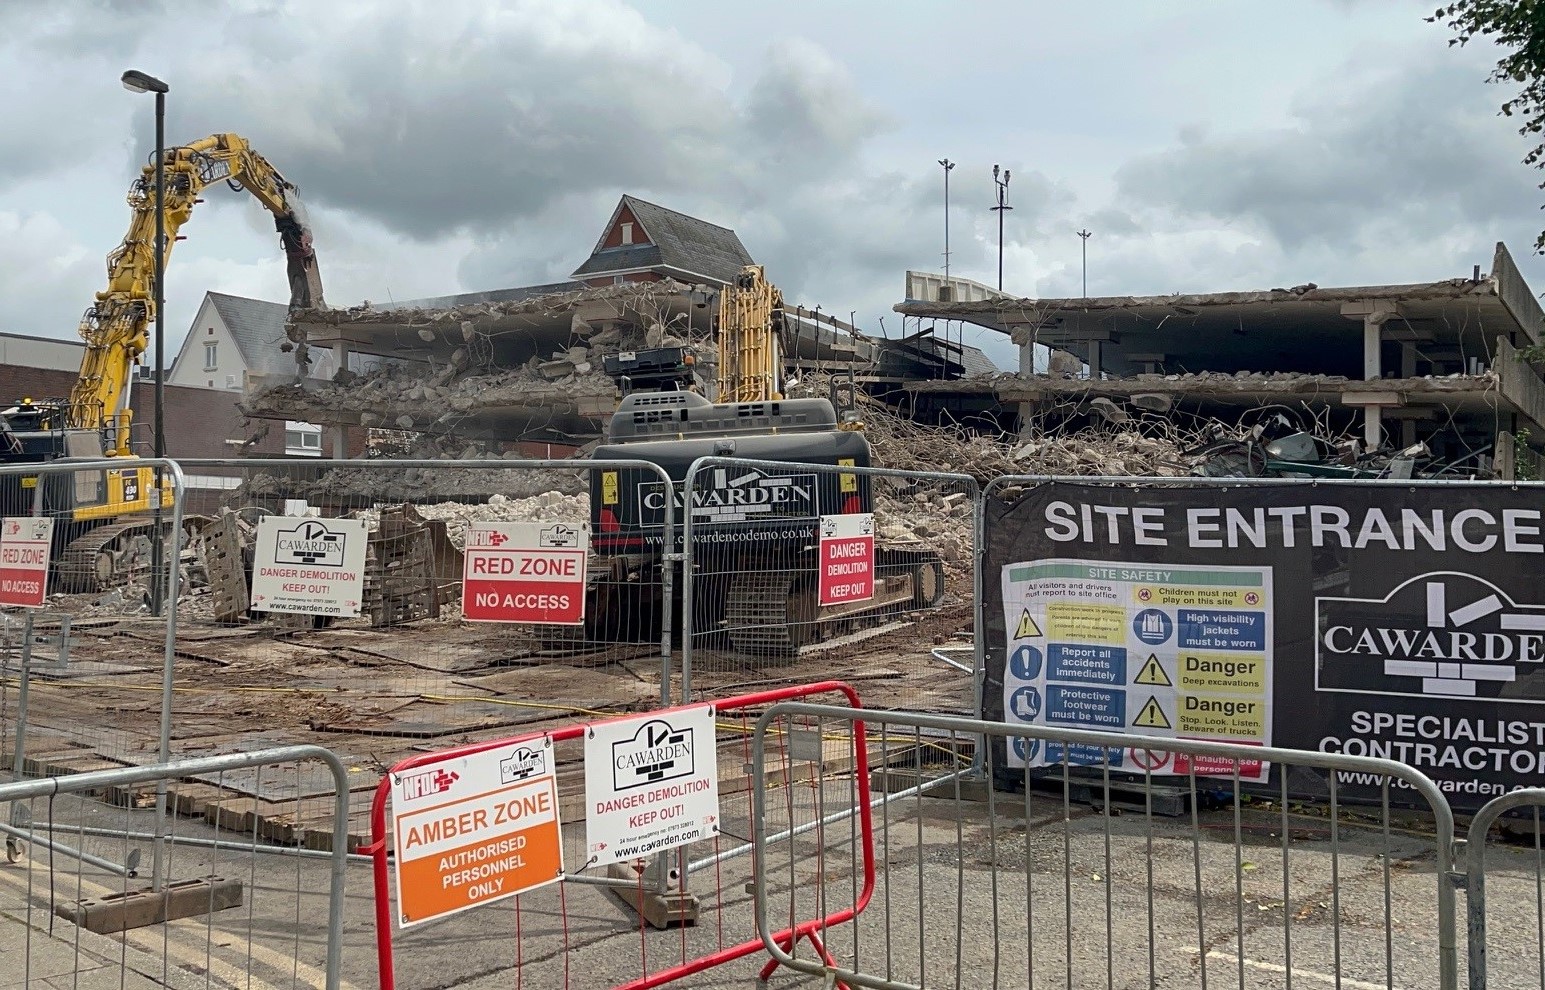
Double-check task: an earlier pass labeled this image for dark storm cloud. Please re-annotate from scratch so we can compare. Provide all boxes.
[137,1,745,241]
[1114,60,1534,252]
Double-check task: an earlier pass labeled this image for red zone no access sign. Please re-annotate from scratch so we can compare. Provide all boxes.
[461,521,589,625]
[0,517,53,608]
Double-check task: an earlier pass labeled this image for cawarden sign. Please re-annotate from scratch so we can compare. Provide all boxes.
[584,705,719,868]
[818,512,874,606]
[639,467,816,527]
[391,739,564,928]
[462,521,589,624]
[250,516,368,618]
[0,517,53,608]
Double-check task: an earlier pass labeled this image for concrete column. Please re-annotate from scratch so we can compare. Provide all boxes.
[1009,324,1036,377]
[1087,340,1103,380]
[330,424,348,460]
[334,341,350,378]
[1399,344,1418,446]
[1341,300,1400,451]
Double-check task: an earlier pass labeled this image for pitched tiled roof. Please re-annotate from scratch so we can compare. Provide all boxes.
[206,292,290,374]
[571,195,754,285]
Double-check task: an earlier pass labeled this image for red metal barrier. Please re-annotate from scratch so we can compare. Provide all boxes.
[363,680,872,990]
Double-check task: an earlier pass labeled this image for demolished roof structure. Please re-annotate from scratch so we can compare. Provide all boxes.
[893,242,1545,479]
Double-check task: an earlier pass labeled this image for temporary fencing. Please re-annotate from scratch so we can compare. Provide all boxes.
[1466,787,1545,990]
[751,703,1462,990]
[0,744,352,990]
[365,679,879,989]
[679,456,978,713]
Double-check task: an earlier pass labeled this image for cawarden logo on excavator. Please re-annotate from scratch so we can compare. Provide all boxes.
[637,468,816,527]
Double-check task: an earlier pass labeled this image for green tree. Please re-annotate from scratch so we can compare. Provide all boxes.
[1430,2,1545,251]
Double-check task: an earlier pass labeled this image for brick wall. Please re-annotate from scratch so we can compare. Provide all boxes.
[0,365,321,459]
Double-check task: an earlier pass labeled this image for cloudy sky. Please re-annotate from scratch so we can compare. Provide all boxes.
[2,0,1540,370]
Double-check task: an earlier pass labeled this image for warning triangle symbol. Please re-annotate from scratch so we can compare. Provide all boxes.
[1133,695,1171,730]
[1014,610,1043,639]
[1135,654,1172,687]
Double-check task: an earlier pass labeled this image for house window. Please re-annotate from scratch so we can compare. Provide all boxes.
[613,275,626,285]
[204,342,218,370]
[620,222,634,245]
[284,422,323,456]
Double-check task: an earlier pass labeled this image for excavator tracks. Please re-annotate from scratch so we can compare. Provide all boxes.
[723,545,947,657]
[55,517,204,595]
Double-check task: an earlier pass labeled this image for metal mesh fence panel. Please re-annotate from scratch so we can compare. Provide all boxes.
[681,457,978,714]
[753,703,1462,990]
[0,458,185,793]
[164,456,677,853]
[0,745,352,990]
[367,680,868,990]
[1466,788,1545,990]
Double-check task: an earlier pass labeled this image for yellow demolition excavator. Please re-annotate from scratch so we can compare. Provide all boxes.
[0,133,324,593]
[582,264,946,654]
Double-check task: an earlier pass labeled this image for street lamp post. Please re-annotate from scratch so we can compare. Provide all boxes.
[991,165,1012,292]
[938,159,955,285]
[121,70,169,464]
[1077,228,1092,299]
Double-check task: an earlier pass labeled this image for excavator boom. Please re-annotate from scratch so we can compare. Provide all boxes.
[70,133,324,454]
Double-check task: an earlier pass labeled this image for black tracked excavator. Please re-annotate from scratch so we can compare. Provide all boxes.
[559,265,945,654]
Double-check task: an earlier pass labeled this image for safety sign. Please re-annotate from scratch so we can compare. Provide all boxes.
[462,521,589,624]
[818,512,874,606]
[584,705,719,867]
[1001,558,1273,780]
[250,516,367,618]
[0,517,53,608]
[391,738,564,928]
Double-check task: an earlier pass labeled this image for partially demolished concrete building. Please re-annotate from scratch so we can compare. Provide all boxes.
[243,194,995,457]
[894,243,1545,479]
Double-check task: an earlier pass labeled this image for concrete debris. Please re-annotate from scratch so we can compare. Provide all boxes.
[357,491,588,551]
[238,460,587,506]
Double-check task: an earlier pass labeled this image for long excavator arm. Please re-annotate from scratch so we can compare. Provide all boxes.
[71,133,324,455]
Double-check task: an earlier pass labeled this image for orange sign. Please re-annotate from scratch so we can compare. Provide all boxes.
[391,740,564,928]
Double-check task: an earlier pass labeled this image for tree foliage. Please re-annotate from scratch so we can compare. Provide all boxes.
[1430,2,1545,251]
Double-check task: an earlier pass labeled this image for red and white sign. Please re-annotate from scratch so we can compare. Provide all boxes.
[391,739,564,928]
[462,521,589,624]
[818,512,874,607]
[249,516,368,618]
[0,517,53,608]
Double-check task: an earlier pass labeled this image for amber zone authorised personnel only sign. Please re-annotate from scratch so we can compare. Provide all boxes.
[391,739,565,928]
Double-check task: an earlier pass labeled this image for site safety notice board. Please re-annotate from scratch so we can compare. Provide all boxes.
[983,479,1545,812]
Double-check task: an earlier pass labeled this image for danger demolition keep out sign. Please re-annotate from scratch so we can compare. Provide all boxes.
[0,517,53,608]
[818,512,874,607]
[391,740,564,928]
[462,521,589,624]
[249,516,368,618]
[584,705,719,868]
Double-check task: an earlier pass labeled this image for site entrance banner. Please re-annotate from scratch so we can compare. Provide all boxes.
[984,479,1545,811]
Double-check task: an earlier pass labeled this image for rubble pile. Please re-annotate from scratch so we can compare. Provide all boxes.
[245,363,616,430]
[356,491,589,550]
[1011,430,1188,476]
[876,490,973,574]
[239,461,588,505]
